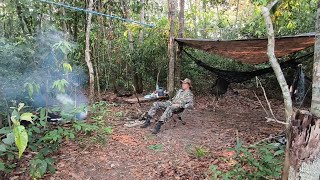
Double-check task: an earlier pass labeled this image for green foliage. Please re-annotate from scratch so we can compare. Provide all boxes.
[148,144,163,152]
[10,103,34,158]
[52,79,69,93]
[30,156,55,179]
[13,125,28,158]
[194,146,210,158]
[24,82,40,98]
[209,141,284,180]
[0,101,113,178]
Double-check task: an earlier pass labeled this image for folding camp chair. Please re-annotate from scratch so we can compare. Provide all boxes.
[172,102,193,126]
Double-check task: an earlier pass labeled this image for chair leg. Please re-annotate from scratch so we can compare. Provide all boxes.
[178,116,186,125]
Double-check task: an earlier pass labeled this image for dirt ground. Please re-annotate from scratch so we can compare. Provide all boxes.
[35,88,285,180]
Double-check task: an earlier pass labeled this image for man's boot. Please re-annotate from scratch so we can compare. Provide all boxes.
[140,115,152,128]
[151,121,164,134]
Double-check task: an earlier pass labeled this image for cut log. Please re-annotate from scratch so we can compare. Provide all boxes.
[124,96,169,104]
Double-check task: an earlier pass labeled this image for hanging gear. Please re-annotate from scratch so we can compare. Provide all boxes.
[290,64,306,105]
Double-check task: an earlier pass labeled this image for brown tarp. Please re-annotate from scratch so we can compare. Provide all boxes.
[175,34,315,64]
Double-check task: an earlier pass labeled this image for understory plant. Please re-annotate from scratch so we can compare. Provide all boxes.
[209,141,284,180]
[0,101,113,179]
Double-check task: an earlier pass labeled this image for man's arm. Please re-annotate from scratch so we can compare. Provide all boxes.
[180,92,194,109]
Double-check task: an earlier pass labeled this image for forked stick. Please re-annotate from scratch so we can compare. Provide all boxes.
[255,77,287,125]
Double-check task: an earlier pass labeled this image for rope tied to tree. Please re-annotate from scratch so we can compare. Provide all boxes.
[38,0,154,28]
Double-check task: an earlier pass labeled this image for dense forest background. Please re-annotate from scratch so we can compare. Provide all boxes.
[0,0,320,178]
[0,0,317,112]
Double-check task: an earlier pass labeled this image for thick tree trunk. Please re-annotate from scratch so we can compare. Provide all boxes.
[175,0,184,87]
[134,0,145,94]
[311,1,320,117]
[289,111,320,180]
[287,1,320,179]
[85,0,95,104]
[261,1,293,180]
[167,0,176,97]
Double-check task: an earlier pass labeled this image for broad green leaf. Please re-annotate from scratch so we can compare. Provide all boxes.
[0,127,12,135]
[20,112,34,123]
[48,164,56,173]
[39,120,46,127]
[2,132,15,145]
[0,144,6,152]
[32,126,41,134]
[0,161,5,171]
[13,125,28,158]
[40,108,47,121]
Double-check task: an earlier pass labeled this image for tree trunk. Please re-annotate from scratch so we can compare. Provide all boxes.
[261,1,293,179]
[311,1,320,117]
[93,43,101,101]
[73,12,79,40]
[61,0,68,34]
[202,0,207,38]
[121,0,134,90]
[139,0,145,42]
[85,0,95,104]
[235,0,240,27]
[175,0,184,86]
[287,2,320,179]
[135,0,145,94]
[15,0,28,34]
[167,0,176,97]
[288,111,320,180]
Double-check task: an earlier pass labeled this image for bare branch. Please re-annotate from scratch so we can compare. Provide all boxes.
[266,0,279,11]
[255,77,278,121]
[265,117,288,125]
[253,91,270,117]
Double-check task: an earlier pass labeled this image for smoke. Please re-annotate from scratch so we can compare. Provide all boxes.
[0,27,88,117]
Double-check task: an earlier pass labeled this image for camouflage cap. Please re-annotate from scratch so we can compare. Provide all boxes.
[180,78,192,87]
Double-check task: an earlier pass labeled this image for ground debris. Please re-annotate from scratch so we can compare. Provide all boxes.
[48,88,284,179]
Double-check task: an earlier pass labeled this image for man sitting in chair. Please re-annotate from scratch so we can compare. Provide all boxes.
[141,78,194,134]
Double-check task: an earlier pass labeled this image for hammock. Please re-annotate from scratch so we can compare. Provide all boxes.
[183,49,313,83]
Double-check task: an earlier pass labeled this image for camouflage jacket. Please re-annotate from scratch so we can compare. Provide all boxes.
[170,89,194,109]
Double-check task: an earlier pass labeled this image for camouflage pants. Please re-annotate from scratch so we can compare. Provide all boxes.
[147,101,180,123]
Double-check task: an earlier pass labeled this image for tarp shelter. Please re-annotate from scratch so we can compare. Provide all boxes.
[175,34,315,64]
